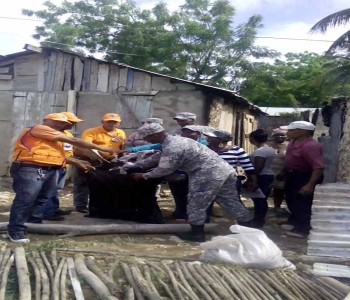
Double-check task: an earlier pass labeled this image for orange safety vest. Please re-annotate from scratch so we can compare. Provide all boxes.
[13,126,66,166]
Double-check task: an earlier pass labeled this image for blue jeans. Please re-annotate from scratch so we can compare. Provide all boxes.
[43,168,67,217]
[8,163,58,234]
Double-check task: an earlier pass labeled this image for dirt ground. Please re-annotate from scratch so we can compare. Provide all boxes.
[0,177,348,269]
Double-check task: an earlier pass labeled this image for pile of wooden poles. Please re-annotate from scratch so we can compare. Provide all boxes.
[0,246,349,300]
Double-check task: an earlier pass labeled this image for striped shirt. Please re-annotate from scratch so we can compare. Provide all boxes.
[218,146,255,175]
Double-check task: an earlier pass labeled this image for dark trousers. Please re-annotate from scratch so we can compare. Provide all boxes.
[285,171,321,234]
[252,174,274,224]
[168,176,189,218]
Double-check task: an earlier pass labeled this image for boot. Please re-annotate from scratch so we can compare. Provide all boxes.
[177,224,205,242]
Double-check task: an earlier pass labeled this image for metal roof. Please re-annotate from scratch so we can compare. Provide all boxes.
[0,44,266,116]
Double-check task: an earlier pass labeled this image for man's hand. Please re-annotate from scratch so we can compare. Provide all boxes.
[66,157,96,171]
[245,175,258,192]
[299,183,315,195]
[130,173,146,181]
[100,147,115,155]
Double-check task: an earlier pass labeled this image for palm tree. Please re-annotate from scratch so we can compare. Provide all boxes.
[310,8,350,55]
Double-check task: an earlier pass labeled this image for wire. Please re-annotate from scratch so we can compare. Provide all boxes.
[0,16,43,22]
[256,36,335,43]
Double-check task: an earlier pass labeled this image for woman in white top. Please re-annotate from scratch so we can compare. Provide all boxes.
[249,129,276,227]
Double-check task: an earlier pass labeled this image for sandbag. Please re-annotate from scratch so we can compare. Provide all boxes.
[200,225,295,269]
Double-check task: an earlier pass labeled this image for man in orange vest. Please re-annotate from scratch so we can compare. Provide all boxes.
[8,113,114,243]
[73,113,126,213]
[42,112,84,221]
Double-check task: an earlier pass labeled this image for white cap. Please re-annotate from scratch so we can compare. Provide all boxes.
[281,121,315,131]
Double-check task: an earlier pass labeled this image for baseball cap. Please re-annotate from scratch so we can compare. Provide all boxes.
[102,113,121,122]
[44,113,71,123]
[174,112,197,120]
[61,112,83,123]
[182,125,202,132]
[137,123,165,138]
[204,129,233,142]
[281,121,315,131]
[142,117,163,125]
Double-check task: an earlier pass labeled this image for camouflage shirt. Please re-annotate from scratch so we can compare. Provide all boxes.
[143,135,235,181]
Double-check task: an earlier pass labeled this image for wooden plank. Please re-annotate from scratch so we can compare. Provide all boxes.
[0,75,12,80]
[40,92,56,118]
[67,90,78,113]
[0,68,9,74]
[13,76,38,91]
[96,64,109,92]
[82,60,91,91]
[45,52,57,91]
[0,59,15,67]
[150,76,176,91]
[73,57,84,91]
[133,71,145,92]
[132,72,151,91]
[37,56,47,92]
[24,44,42,53]
[118,67,128,90]
[53,52,64,91]
[0,80,13,91]
[126,69,134,90]
[54,93,68,112]
[143,73,151,91]
[67,258,85,300]
[63,55,74,91]
[25,92,42,126]
[14,60,38,76]
[89,60,99,91]
[107,64,119,93]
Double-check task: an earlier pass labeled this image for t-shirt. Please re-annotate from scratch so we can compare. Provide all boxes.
[82,126,126,157]
[250,146,276,176]
[285,137,324,171]
[218,146,255,174]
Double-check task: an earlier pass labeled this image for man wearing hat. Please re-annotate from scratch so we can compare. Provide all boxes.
[170,112,197,136]
[73,113,126,213]
[126,117,164,147]
[8,113,115,243]
[131,123,252,242]
[282,121,324,238]
[42,112,84,221]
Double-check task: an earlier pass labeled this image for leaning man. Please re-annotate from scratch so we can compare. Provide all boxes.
[131,123,252,242]
[283,121,324,238]
[8,113,114,243]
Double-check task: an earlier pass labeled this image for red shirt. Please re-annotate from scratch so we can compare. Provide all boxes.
[285,137,324,171]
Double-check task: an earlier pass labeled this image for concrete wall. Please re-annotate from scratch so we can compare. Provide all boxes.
[152,90,208,131]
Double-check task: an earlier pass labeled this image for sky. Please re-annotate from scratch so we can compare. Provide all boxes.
[0,0,349,56]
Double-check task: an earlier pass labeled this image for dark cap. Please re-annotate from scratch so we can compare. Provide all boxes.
[204,129,233,142]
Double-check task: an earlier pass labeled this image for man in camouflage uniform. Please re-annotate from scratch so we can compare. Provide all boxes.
[131,123,252,242]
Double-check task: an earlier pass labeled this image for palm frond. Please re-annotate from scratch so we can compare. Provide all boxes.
[326,29,350,55]
[310,8,350,33]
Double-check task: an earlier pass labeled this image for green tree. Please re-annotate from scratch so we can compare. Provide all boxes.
[239,52,337,107]
[310,8,350,55]
[23,0,275,87]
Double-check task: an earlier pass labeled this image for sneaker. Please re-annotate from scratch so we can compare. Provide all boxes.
[76,206,89,213]
[55,209,72,215]
[7,232,30,243]
[43,215,65,221]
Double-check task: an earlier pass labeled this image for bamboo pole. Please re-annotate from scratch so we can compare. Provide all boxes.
[120,262,144,300]
[0,254,14,300]
[74,254,118,300]
[0,223,217,236]
[27,258,41,300]
[33,251,50,300]
[14,247,31,300]
[53,258,66,300]
[60,261,68,300]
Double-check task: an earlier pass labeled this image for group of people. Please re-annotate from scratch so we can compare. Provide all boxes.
[6,110,324,243]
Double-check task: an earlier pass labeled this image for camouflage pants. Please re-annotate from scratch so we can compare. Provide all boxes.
[187,173,250,225]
